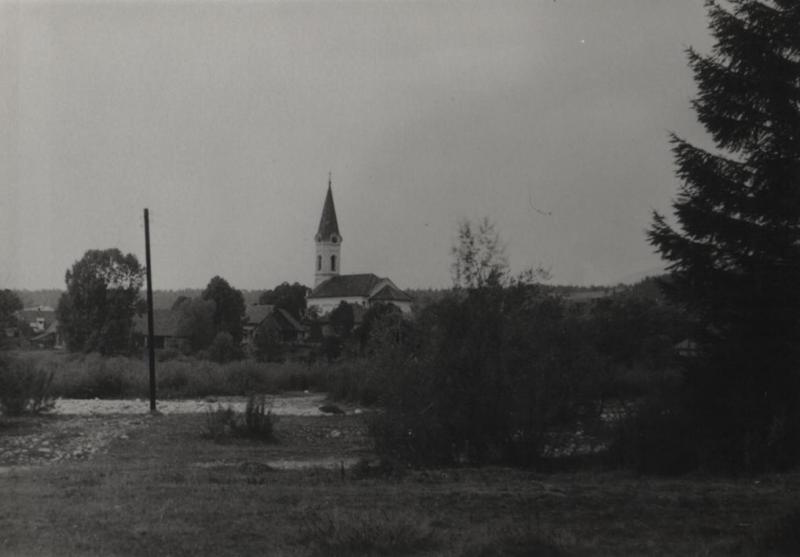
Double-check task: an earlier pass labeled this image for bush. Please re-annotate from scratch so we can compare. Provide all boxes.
[325,360,384,406]
[208,332,242,363]
[604,391,698,475]
[239,394,275,441]
[202,394,276,442]
[0,354,55,416]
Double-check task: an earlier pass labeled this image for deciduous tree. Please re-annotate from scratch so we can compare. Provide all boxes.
[57,249,144,355]
[258,282,310,320]
[201,276,245,344]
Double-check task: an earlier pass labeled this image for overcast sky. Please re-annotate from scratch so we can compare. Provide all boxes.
[1,1,713,291]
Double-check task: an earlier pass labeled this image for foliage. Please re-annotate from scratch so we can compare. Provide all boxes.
[451,217,508,289]
[328,301,355,339]
[357,302,402,353]
[604,392,698,475]
[648,1,800,472]
[208,331,242,363]
[174,297,216,352]
[258,282,310,320]
[240,394,276,440]
[57,248,144,355]
[20,351,326,399]
[203,394,276,442]
[0,289,23,327]
[0,354,55,416]
[201,276,246,344]
[252,319,284,362]
[325,359,384,406]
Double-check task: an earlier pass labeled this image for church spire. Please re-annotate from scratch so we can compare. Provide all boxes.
[316,173,340,241]
[314,174,342,287]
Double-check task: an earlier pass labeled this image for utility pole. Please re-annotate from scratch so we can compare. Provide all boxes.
[144,208,157,412]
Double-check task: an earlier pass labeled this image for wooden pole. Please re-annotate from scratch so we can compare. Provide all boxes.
[144,208,157,412]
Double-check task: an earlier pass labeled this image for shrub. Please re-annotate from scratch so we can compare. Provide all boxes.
[208,331,242,363]
[203,404,237,441]
[202,394,276,442]
[604,391,698,475]
[238,394,275,441]
[325,360,383,406]
[0,354,55,416]
[745,507,800,556]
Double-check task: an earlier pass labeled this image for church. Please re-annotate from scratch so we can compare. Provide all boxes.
[306,177,413,316]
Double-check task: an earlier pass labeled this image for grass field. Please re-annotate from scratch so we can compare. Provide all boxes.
[2,408,800,556]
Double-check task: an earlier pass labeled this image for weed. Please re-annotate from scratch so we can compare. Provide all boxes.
[203,404,237,441]
[239,394,276,441]
[202,394,277,442]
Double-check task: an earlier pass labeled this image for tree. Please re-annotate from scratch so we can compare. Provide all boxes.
[174,297,216,352]
[253,319,284,362]
[57,249,144,355]
[329,301,355,339]
[0,290,22,327]
[648,1,800,471]
[450,218,508,289]
[0,290,23,349]
[201,276,245,344]
[258,282,310,320]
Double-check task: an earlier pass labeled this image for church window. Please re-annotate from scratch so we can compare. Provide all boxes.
[317,255,321,271]
[331,255,337,272]
[331,235,338,244]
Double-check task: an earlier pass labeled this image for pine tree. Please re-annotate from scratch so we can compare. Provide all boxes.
[649,1,800,471]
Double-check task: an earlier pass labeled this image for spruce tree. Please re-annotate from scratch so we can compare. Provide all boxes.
[649,1,800,472]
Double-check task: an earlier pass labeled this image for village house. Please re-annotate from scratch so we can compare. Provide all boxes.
[14,306,63,349]
[132,309,189,352]
[243,304,306,344]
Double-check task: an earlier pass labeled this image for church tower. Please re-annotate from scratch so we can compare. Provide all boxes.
[314,174,341,287]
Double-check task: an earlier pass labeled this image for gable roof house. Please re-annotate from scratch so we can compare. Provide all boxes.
[306,177,413,316]
[243,304,306,344]
[132,309,189,352]
[14,306,63,349]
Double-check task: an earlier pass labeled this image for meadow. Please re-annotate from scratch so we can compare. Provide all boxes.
[2,410,800,556]
[3,350,800,555]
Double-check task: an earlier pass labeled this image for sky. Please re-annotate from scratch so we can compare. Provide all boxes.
[1,0,714,291]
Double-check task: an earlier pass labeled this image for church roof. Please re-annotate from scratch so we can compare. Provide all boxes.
[309,273,382,298]
[370,284,413,303]
[308,273,412,303]
[315,183,340,240]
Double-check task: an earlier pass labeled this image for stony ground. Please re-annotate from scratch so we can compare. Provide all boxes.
[0,394,360,470]
[0,415,148,468]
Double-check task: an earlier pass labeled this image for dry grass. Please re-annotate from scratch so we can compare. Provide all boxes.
[1,411,799,556]
[12,350,328,399]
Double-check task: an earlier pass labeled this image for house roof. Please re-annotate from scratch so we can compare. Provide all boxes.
[244,304,306,333]
[31,320,59,341]
[16,307,57,323]
[244,304,274,326]
[309,273,383,298]
[132,309,184,337]
[273,308,306,332]
[315,183,340,240]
